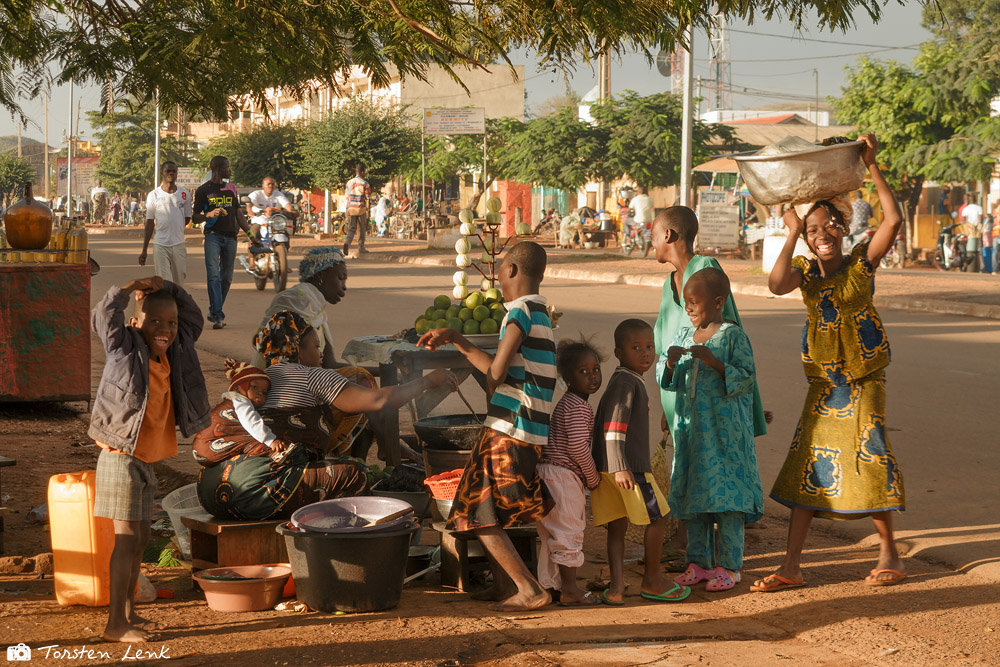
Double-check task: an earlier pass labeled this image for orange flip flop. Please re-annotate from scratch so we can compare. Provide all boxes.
[750,574,807,593]
[865,569,906,587]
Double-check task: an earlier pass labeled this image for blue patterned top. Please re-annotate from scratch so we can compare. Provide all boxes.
[660,322,763,522]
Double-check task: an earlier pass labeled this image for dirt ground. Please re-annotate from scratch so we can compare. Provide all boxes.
[2,401,999,666]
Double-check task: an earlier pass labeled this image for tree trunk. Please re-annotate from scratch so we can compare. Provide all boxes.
[466,177,496,212]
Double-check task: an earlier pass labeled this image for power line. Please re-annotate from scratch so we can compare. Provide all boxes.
[694,44,919,63]
[726,27,922,50]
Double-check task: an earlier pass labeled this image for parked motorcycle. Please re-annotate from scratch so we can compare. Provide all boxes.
[880,230,906,269]
[933,224,974,271]
[620,208,651,257]
[239,197,295,292]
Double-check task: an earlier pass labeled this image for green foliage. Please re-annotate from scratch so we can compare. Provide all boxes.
[7,0,889,119]
[590,91,739,188]
[88,101,192,194]
[0,153,37,206]
[298,97,420,192]
[504,106,607,191]
[202,123,307,189]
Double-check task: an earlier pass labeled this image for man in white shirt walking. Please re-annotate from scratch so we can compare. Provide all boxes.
[139,161,192,284]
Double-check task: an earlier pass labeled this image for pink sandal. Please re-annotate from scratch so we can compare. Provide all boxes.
[705,567,740,592]
[674,563,713,586]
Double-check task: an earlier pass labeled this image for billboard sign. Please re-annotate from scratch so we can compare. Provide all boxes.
[696,190,741,249]
[56,157,100,198]
[423,108,486,135]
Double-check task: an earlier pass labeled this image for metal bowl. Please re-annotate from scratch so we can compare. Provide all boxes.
[734,140,865,206]
[413,414,485,451]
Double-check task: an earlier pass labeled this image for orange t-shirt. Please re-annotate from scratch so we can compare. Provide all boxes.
[97,355,178,463]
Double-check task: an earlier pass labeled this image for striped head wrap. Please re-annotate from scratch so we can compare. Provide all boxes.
[299,246,346,282]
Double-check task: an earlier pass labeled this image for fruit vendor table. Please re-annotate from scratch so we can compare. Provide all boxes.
[0,262,91,403]
[343,335,498,466]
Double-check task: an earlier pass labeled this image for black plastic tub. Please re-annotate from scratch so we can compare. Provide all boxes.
[413,414,485,451]
[277,521,418,612]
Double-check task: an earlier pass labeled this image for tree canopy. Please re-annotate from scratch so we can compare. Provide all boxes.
[87,102,192,193]
[5,0,890,121]
[0,153,37,207]
[202,123,308,189]
[298,96,420,192]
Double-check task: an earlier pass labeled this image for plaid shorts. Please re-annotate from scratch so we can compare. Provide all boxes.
[94,449,157,522]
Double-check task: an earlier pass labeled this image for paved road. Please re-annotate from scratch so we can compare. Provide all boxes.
[88,235,1000,580]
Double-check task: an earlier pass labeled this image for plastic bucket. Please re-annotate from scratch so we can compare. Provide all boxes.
[161,483,211,561]
[277,521,417,612]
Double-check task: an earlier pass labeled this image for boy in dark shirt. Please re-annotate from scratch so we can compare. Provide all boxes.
[591,319,690,605]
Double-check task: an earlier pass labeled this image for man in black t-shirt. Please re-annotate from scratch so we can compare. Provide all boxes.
[193,156,257,329]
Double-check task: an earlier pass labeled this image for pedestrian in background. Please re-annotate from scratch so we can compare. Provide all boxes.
[850,190,873,244]
[993,200,1000,274]
[139,162,191,285]
[982,210,993,275]
[343,164,371,256]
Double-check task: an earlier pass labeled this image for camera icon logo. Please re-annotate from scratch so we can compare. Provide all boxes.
[6,644,31,661]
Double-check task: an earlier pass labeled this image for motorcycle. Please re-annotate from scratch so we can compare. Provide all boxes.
[620,208,651,257]
[239,200,295,292]
[933,224,974,271]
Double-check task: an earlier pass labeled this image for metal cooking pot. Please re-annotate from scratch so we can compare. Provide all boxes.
[413,414,485,451]
[734,140,865,206]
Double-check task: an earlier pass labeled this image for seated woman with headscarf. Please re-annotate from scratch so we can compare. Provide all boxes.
[195,310,456,521]
[251,246,378,457]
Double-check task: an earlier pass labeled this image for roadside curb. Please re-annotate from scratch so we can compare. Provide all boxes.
[364,252,1000,320]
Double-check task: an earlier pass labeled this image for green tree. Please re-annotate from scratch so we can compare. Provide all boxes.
[5,0,891,121]
[88,102,192,194]
[0,153,37,206]
[502,105,607,191]
[590,91,739,188]
[202,123,307,189]
[298,97,420,192]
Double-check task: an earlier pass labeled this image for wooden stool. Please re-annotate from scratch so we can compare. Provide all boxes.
[432,521,538,592]
[181,516,287,572]
[0,457,16,554]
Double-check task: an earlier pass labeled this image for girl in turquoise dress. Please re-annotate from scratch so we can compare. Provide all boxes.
[659,267,763,592]
[754,133,907,592]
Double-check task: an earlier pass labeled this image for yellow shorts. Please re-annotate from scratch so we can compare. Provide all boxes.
[590,472,668,527]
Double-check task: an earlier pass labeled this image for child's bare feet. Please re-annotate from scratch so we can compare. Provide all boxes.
[103,622,152,643]
[488,587,551,612]
[558,585,598,606]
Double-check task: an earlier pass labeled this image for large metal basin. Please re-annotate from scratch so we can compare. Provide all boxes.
[735,140,865,205]
[413,414,485,451]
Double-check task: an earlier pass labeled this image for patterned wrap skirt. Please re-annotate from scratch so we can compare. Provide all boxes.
[447,427,553,532]
[770,370,905,520]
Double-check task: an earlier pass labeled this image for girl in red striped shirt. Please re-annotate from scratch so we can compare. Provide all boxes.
[537,340,603,606]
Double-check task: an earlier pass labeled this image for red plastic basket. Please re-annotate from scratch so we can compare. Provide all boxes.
[424,469,464,500]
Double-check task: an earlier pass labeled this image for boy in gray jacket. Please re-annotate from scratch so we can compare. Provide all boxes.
[90,276,209,642]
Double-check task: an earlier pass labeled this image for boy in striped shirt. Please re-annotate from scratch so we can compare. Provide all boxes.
[591,319,691,604]
[418,241,556,612]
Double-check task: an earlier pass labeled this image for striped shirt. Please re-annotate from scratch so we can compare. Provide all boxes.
[540,392,600,488]
[262,362,349,410]
[485,294,557,445]
[346,177,370,210]
[592,367,651,475]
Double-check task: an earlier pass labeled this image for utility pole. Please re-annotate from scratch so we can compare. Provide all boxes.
[67,79,74,217]
[154,91,161,188]
[813,69,819,141]
[17,123,21,157]
[44,94,49,198]
[597,47,611,209]
[680,28,694,207]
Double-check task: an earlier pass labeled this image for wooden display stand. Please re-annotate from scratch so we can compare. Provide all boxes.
[181,516,287,572]
[0,262,91,403]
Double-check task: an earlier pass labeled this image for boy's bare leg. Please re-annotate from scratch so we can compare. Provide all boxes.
[475,526,550,612]
[557,565,592,604]
[104,520,152,643]
[605,518,628,603]
[642,517,683,597]
[125,522,163,631]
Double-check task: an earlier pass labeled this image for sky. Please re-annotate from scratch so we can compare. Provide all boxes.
[1,2,932,145]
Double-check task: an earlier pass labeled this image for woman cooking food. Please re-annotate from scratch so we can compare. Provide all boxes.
[754,133,907,592]
[196,310,457,521]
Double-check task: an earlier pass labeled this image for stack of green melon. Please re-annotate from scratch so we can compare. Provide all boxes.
[414,289,506,336]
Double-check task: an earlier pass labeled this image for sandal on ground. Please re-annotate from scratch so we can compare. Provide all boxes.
[705,568,741,592]
[599,589,625,606]
[558,591,601,607]
[639,583,691,603]
[749,573,806,593]
[864,568,906,587]
[674,563,714,586]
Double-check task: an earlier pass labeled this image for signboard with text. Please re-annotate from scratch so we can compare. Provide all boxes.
[423,108,486,135]
[176,167,207,194]
[56,157,100,198]
[696,190,740,249]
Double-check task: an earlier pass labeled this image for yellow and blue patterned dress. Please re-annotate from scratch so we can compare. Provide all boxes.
[770,243,905,520]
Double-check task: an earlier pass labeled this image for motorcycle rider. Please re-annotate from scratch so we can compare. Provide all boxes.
[247,177,294,268]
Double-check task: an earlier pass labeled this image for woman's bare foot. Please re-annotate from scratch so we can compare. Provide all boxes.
[127,614,164,631]
[470,583,514,602]
[488,588,551,612]
[103,623,152,643]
